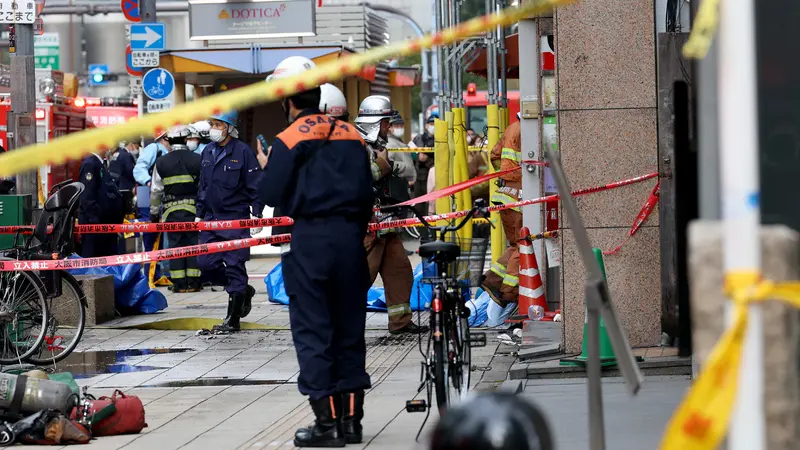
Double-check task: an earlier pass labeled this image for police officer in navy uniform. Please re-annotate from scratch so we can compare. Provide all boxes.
[109,140,138,191]
[196,110,263,333]
[150,126,202,293]
[258,56,373,448]
[78,152,124,258]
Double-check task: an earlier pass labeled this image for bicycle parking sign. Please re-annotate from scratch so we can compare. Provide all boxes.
[142,67,173,101]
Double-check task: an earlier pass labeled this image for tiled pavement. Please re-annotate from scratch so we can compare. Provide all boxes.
[27,257,511,450]
[21,255,686,449]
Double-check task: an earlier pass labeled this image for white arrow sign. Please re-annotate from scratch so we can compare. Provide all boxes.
[131,26,161,48]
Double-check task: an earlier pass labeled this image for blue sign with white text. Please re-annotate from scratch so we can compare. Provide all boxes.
[130,23,166,51]
[142,68,174,100]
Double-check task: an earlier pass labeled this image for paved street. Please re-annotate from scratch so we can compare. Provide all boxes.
[19,257,690,449]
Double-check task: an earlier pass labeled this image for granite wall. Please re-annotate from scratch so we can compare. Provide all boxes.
[555,0,662,351]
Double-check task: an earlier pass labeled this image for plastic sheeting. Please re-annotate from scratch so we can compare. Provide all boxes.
[67,255,168,315]
[264,263,484,320]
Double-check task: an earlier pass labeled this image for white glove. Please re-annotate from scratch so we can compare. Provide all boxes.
[251,227,263,235]
[195,217,202,223]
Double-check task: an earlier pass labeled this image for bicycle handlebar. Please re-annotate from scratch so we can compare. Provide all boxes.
[379,199,494,236]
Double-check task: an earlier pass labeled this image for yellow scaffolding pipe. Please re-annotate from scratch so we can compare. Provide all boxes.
[434,118,450,227]
[486,104,505,264]
[453,108,472,247]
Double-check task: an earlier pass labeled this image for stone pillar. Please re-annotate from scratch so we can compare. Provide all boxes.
[689,221,800,450]
[555,0,661,351]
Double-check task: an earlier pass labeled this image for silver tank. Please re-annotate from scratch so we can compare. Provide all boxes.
[0,373,75,415]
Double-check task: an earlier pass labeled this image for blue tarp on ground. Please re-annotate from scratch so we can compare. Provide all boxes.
[266,262,482,322]
[67,255,168,315]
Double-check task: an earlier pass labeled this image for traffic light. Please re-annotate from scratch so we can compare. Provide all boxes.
[91,73,119,84]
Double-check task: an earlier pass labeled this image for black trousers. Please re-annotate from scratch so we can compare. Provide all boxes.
[165,209,199,288]
[282,218,372,400]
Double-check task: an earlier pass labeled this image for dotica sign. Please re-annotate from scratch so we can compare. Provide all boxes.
[228,4,286,19]
[189,0,315,41]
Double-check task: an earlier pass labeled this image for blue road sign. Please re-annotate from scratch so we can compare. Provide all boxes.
[130,23,165,51]
[143,68,174,101]
[88,64,110,86]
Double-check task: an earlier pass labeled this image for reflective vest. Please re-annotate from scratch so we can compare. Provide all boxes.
[154,149,201,221]
[489,121,522,212]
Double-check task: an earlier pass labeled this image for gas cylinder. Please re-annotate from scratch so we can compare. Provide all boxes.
[0,373,76,416]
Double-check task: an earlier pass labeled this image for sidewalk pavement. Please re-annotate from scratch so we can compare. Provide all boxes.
[30,257,513,449]
[27,255,688,449]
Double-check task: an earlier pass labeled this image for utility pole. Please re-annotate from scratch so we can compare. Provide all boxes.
[139,0,155,117]
[9,20,38,203]
[718,0,765,449]
[519,18,544,280]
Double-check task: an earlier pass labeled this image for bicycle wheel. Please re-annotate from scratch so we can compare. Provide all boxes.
[450,311,471,401]
[27,271,86,365]
[0,271,48,365]
[432,288,450,411]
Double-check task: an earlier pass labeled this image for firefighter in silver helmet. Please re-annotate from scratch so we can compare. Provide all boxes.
[355,95,428,335]
[149,125,203,292]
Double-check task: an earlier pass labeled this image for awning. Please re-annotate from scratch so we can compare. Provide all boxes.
[466,33,520,79]
[159,44,353,75]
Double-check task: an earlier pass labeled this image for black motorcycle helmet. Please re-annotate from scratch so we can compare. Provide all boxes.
[429,392,554,450]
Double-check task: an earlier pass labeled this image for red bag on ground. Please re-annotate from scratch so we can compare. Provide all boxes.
[70,390,147,436]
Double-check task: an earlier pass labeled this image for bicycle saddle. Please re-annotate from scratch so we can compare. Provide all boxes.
[419,240,461,261]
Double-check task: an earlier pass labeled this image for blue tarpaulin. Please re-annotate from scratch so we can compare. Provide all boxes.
[67,255,168,315]
[265,262,478,318]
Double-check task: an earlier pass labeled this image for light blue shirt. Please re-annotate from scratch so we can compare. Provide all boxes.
[193,142,207,155]
[133,142,167,185]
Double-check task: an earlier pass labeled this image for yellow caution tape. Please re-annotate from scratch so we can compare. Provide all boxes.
[388,146,485,153]
[148,233,161,289]
[659,271,800,450]
[0,0,574,178]
[122,218,135,239]
[682,0,720,59]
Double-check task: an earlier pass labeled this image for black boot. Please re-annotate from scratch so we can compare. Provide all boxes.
[240,285,255,318]
[294,396,346,448]
[341,391,364,444]
[212,294,244,332]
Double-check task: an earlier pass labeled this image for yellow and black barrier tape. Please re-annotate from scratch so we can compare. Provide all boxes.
[682,0,719,59]
[659,272,800,450]
[0,0,576,178]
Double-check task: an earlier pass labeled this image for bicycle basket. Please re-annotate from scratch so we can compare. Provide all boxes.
[420,237,489,287]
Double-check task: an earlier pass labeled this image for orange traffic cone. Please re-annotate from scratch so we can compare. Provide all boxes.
[516,227,556,321]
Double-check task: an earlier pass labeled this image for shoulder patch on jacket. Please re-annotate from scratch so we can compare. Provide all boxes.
[277,115,365,149]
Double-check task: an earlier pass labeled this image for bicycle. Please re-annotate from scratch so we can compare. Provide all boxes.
[0,180,87,365]
[379,199,492,431]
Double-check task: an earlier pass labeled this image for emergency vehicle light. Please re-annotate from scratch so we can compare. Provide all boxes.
[73,97,86,108]
[467,83,477,96]
[35,108,45,120]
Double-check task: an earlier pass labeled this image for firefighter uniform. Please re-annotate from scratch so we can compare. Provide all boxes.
[196,113,263,330]
[481,120,523,306]
[365,143,416,332]
[356,96,428,335]
[78,154,123,258]
[259,109,374,441]
[150,135,202,293]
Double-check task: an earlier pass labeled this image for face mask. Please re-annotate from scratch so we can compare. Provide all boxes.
[209,128,225,143]
[391,128,404,138]
[426,125,435,135]
[187,140,199,151]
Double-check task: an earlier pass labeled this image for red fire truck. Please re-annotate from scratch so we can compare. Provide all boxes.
[0,94,89,196]
[424,84,520,136]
